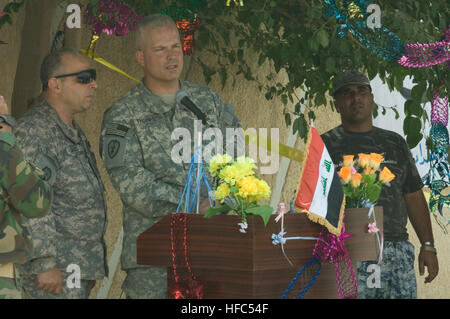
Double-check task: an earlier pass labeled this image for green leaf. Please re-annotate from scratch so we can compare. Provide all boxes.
[367,183,382,203]
[405,100,423,117]
[204,205,232,219]
[293,114,308,141]
[411,84,426,101]
[406,132,423,149]
[392,107,400,120]
[246,204,273,226]
[219,67,227,89]
[317,29,329,48]
[308,110,316,123]
[285,113,291,127]
[294,101,301,114]
[308,37,320,53]
[258,53,266,66]
[325,57,335,73]
[372,104,379,118]
[403,115,421,136]
[363,173,376,185]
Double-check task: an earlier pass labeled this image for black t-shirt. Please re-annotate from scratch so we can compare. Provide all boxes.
[321,125,424,241]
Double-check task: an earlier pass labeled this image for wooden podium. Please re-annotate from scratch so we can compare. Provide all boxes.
[137,207,383,299]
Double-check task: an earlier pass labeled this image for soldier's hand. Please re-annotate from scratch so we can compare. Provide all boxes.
[419,250,439,283]
[37,267,63,294]
[0,95,12,133]
[198,198,221,215]
[198,198,211,215]
[0,95,9,114]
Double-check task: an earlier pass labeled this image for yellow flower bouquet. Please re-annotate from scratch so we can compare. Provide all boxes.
[204,154,273,232]
[337,153,395,208]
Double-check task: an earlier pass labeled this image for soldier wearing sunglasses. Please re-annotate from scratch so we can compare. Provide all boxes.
[13,49,108,299]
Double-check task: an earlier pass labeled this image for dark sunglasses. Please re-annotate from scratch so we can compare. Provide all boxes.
[54,69,97,84]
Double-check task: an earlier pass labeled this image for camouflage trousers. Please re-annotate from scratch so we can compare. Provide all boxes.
[20,274,95,299]
[0,277,22,299]
[122,267,167,299]
[357,240,417,299]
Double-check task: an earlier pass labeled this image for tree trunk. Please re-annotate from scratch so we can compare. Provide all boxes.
[11,0,60,117]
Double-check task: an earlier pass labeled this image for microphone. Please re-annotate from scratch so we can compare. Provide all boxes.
[175,90,207,125]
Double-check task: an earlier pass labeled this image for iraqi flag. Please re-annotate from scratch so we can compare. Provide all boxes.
[295,127,345,236]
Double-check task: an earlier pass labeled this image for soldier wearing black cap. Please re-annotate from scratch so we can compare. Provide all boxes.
[321,70,439,298]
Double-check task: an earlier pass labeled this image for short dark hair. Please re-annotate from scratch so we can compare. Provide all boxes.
[40,48,84,91]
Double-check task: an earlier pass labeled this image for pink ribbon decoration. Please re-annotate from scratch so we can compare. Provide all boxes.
[274,203,294,266]
[368,223,379,233]
[431,88,449,126]
[398,26,450,68]
[367,205,384,265]
[313,219,358,299]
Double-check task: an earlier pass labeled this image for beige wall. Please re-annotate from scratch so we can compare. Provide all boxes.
[1,0,448,298]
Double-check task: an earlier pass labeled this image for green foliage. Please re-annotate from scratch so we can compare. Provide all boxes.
[122,0,448,148]
[191,0,449,148]
[0,0,24,30]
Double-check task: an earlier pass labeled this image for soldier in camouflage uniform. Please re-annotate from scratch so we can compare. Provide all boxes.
[0,96,52,299]
[100,14,242,299]
[14,49,108,299]
[321,70,439,298]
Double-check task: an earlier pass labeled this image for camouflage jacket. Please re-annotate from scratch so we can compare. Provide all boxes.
[100,80,242,270]
[15,101,108,279]
[0,131,52,265]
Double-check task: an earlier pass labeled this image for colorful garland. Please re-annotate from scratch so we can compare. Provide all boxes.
[422,88,450,233]
[323,0,450,232]
[323,0,405,62]
[85,0,143,36]
[313,219,358,299]
[398,27,450,68]
[323,1,450,67]
[84,0,204,55]
[0,0,25,44]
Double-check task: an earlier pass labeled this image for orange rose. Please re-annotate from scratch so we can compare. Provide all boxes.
[364,166,376,175]
[351,173,362,188]
[369,153,384,170]
[358,153,371,168]
[379,166,395,183]
[343,155,354,167]
[338,166,352,184]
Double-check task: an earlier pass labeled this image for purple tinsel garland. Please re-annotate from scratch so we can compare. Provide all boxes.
[85,0,143,36]
[398,26,450,68]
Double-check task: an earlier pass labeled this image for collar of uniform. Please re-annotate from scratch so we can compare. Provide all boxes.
[40,99,81,144]
[0,131,15,147]
[138,81,177,114]
[338,125,376,136]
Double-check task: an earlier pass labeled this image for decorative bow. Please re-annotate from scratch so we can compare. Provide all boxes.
[313,220,358,299]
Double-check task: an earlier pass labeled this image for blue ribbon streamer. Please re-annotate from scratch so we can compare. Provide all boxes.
[176,146,214,214]
[271,232,324,246]
[281,257,322,299]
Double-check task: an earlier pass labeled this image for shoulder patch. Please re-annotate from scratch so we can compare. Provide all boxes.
[34,153,58,184]
[101,126,129,169]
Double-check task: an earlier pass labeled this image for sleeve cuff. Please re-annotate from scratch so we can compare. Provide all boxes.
[0,131,14,147]
[17,256,57,275]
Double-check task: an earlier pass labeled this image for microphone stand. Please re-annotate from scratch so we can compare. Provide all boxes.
[196,131,202,214]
